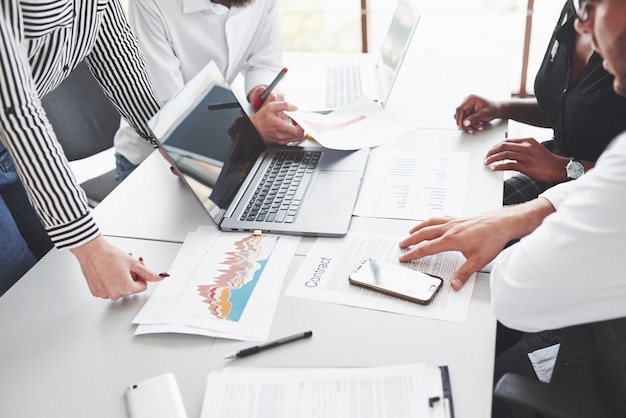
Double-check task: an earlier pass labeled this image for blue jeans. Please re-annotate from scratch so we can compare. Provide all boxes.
[115,152,138,182]
[0,144,53,295]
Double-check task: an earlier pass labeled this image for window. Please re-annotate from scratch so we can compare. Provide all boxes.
[281,0,566,96]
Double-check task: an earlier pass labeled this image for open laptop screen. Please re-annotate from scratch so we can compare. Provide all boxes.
[148,65,266,225]
[379,0,419,101]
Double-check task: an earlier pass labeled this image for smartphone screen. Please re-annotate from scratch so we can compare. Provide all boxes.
[349,258,443,305]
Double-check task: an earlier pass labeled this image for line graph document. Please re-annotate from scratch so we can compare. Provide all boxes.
[133,226,300,341]
[285,231,475,323]
[353,148,469,220]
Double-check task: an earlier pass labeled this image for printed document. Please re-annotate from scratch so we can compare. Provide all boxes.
[133,226,300,341]
[353,147,469,220]
[200,363,451,418]
[285,231,475,323]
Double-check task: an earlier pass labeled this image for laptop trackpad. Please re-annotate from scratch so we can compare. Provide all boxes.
[308,170,357,206]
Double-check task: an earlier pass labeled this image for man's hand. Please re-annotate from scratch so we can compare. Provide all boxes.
[398,199,555,291]
[70,235,168,300]
[249,85,283,109]
[399,215,512,290]
[250,101,305,145]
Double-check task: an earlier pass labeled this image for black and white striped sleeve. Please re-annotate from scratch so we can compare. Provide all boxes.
[86,0,162,148]
[0,1,98,249]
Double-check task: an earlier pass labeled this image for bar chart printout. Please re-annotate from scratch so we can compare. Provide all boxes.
[354,149,469,220]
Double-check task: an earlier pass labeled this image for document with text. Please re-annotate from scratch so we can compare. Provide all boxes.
[285,231,475,323]
[201,363,453,418]
[353,148,469,220]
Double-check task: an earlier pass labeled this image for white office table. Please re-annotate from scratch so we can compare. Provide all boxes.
[3,107,507,418]
[1,143,502,417]
[0,232,495,418]
[0,238,196,417]
[190,215,497,417]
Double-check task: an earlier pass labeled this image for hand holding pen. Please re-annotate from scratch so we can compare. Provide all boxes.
[252,67,288,110]
[247,66,305,145]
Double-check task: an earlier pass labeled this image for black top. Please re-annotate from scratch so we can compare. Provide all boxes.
[534,2,626,161]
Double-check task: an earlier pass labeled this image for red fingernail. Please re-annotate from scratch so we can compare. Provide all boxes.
[139,257,144,262]
[159,272,170,278]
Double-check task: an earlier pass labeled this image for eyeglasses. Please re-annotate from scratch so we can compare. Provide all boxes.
[573,0,593,23]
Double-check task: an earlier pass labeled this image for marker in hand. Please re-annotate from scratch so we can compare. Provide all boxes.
[252,67,288,110]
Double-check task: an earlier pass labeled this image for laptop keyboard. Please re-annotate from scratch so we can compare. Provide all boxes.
[326,64,362,108]
[240,150,321,223]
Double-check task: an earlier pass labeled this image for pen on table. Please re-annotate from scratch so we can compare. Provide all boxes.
[224,330,312,359]
[252,67,288,110]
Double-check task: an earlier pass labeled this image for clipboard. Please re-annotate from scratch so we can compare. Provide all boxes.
[427,366,455,417]
[440,365,455,418]
[201,363,455,417]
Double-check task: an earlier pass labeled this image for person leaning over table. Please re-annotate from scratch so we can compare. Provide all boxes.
[113,0,305,182]
[455,0,626,206]
[399,1,626,414]
[0,0,170,298]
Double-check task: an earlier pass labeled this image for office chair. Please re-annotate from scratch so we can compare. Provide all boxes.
[493,373,623,418]
[41,60,121,207]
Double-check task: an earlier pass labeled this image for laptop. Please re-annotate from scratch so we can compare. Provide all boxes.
[147,61,369,237]
[282,0,419,112]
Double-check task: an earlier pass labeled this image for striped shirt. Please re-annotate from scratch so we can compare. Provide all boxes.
[0,0,161,249]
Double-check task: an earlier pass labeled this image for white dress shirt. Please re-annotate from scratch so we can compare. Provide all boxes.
[0,0,160,248]
[114,0,283,165]
[491,133,626,332]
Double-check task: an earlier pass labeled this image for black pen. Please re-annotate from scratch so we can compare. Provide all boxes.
[207,102,240,111]
[252,67,288,110]
[224,330,312,359]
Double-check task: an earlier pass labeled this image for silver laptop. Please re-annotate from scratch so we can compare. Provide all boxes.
[147,62,369,237]
[282,0,419,112]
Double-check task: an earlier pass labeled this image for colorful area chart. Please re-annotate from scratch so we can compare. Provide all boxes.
[197,234,275,321]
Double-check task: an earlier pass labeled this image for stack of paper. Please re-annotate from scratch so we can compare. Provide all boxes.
[200,363,453,418]
[132,226,300,341]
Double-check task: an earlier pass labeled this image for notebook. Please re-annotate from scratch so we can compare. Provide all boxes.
[147,61,369,237]
[282,0,420,112]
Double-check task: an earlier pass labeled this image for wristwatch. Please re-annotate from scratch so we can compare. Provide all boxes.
[566,158,585,180]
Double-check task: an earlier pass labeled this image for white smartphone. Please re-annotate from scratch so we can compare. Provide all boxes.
[349,258,443,305]
[125,373,188,418]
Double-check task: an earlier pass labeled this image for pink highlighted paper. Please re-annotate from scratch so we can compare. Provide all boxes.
[286,95,416,150]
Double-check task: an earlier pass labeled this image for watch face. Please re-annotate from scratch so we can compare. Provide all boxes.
[567,160,584,179]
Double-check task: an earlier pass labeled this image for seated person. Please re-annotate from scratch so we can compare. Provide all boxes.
[114,0,304,181]
[455,1,626,205]
[456,0,626,358]
[400,1,626,414]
